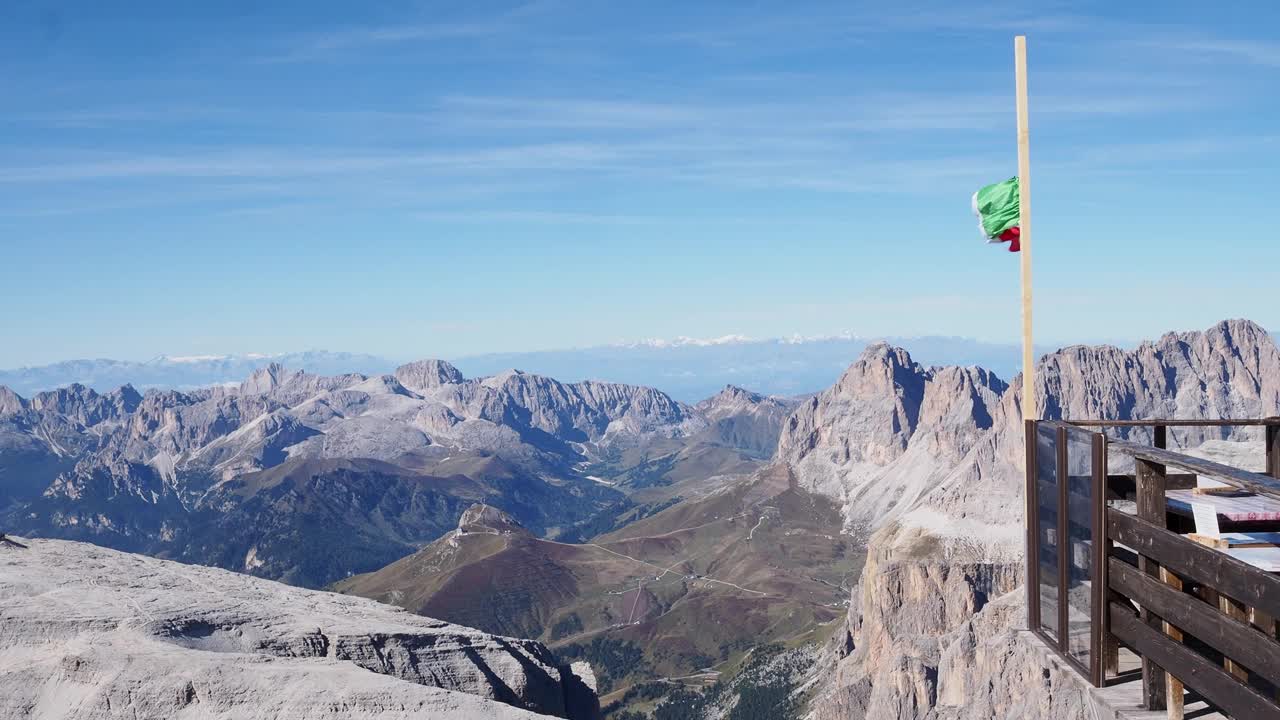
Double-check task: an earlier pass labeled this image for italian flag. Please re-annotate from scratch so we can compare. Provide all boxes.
[972,177,1021,252]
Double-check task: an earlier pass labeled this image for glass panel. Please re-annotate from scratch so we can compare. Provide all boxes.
[1064,426,1096,667]
[1036,423,1059,641]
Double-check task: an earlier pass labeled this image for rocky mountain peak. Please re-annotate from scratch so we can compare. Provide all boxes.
[1182,317,1270,349]
[394,359,465,392]
[27,382,141,428]
[30,381,96,409]
[721,384,761,400]
[703,384,763,405]
[783,343,996,466]
[479,368,528,389]
[238,362,295,395]
[350,374,421,398]
[777,341,1006,531]
[457,503,530,536]
[108,383,143,412]
[1027,318,1280,427]
[694,384,790,421]
[0,386,25,416]
[833,342,924,398]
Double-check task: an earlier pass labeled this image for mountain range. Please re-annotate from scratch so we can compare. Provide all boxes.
[0,360,787,589]
[0,335,1049,402]
[0,351,394,397]
[3,318,1278,719]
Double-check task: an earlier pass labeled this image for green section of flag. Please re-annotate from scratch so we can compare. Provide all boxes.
[972,177,1020,239]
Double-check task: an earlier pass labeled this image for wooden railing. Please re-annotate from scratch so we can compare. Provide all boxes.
[1027,418,1280,719]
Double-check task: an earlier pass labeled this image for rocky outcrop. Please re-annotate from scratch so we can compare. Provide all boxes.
[0,385,28,416]
[808,526,1025,719]
[931,592,1099,719]
[457,502,532,535]
[431,370,704,447]
[811,590,1104,720]
[778,343,1005,532]
[1040,318,1280,443]
[28,383,141,428]
[694,385,798,458]
[394,359,465,392]
[0,537,598,720]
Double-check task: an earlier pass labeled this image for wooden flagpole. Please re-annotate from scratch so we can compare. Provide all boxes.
[1015,36,1035,420]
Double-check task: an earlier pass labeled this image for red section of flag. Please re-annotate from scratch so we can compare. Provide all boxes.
[998,226,1020,253]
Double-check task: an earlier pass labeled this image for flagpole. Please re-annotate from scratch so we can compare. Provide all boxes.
[1015,36,1035,420]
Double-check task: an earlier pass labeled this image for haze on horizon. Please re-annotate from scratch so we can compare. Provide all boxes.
[3,0,1278,368]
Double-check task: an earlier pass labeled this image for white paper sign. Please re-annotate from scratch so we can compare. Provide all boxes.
[1192,501,1221,538]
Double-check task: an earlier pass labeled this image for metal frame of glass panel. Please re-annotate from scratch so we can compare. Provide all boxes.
[1025,420,1107,687]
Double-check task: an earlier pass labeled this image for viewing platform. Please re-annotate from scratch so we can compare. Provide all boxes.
[1026,418,1280,720]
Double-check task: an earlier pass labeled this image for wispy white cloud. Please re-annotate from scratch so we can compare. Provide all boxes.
[655,3,1084,50]
[0,142,625,184]
[413,209,664,225]
[262,21,504,63]
[4,83,1196,145]
[437,96,705,130]
[1141,37,1280,67]
[1041,135,1279,173]
[258,1,554,63]
[3,3,1273,220]
[431,86,1190,136]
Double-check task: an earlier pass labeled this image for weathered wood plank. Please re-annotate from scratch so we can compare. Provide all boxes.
[1136,460,1169,526]
[1110,559,1280,688]
[1221,594,1250,681]
[1068,419,1280,427]
[1107,474,1198,500]
[1108,509,1280,620]
[1109,437,1280,500]
[1109,602,1280,720]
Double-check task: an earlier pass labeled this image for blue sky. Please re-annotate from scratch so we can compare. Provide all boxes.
[2,0,1277,367]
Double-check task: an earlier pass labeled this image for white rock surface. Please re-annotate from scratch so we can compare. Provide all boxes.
[0,537,595,720]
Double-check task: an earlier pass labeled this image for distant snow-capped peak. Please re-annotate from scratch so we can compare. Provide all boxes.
[155,354,237,364]
[780,332,861,345]
[617,334,755,349]
[616,332,870,349]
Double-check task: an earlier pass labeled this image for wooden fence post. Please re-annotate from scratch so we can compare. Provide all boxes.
[1137,457,1169,711]
[1160,566,1185,720]
[1266,422,1279,480]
